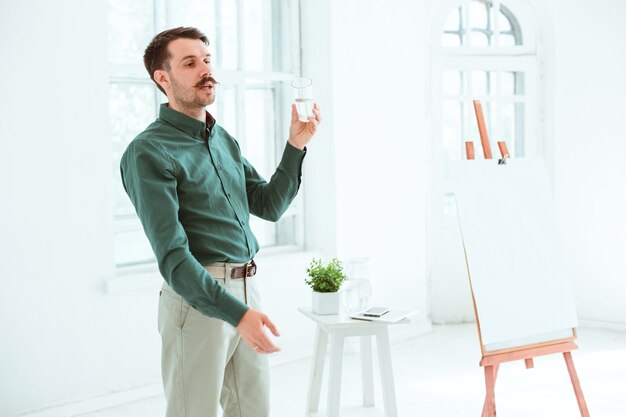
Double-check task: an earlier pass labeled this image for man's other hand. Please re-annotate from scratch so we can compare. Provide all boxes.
[236,308,281,354]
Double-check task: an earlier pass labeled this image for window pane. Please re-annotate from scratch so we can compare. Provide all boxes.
[224,87,238,137]
[442,33,462,47]
[498,10,512,31]
[108,0,154,67]
[499,33,516,46]
[468,30,489,47]
[444,7,461,31]
[276,214,296,245]
[498,71,525,95]
[493,102,514,152]
[443,71,462,96]
[110,83,157,217]
[250,216,277,247]
[243,0,272,71]
[442,100,462,161]
[500,72,515,95]
[468,1,488,29]
[115,228,155,266]
[169,0,217,46]
[214,86,237,137]
[470,71,489,96]
[245,88,275,179]
[245,87,278,247]
[494,102,523,157]
[219,0,239,70]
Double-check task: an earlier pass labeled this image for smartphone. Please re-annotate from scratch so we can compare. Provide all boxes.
[363,307,390,317]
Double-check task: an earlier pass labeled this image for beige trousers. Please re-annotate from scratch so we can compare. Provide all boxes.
[158,273,269,417]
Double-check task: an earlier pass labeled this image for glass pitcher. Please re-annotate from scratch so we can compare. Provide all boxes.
[342,257,373,314]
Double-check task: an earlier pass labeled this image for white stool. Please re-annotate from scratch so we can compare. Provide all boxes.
[298,307,400,417]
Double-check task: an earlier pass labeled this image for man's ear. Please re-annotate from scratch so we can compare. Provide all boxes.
[154,69,170,93]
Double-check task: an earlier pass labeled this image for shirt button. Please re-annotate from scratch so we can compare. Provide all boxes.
[217,166,222,170]
[227,193,232,198]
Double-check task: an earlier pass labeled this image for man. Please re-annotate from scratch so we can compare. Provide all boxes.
[120,27,320,417]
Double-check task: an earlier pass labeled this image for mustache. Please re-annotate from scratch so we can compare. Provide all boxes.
[196,76,219,88]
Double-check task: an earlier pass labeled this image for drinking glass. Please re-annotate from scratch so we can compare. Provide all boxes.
[291,77,314,122]
[342,257,373,314]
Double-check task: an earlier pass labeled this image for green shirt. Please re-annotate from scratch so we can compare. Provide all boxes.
[120,103,305,327]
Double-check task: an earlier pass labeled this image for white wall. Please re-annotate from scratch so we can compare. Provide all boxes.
[551,0,626,325]
[301,0,429,323]
[0,1,161,414]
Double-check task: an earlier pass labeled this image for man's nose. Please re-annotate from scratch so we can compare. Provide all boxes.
[201,61,212,77]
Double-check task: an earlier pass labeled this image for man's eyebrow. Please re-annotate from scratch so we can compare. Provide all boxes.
[180,53,211,62]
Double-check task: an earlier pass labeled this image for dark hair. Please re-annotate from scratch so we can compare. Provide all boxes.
[143,27,209,94]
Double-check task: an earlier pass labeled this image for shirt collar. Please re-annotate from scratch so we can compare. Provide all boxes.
[159,103,216,139]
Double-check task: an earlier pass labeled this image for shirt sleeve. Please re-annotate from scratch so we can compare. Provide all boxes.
[120,139,249,327]
[244,141,306,222]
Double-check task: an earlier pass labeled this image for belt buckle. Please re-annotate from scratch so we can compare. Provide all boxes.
[244,259,256,278]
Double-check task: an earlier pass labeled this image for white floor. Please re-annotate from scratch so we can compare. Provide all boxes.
[77,324,626,417]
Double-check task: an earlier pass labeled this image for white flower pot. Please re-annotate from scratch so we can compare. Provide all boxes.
[312,291,340,315]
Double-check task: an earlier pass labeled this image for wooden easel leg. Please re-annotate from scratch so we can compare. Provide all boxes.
[482,364,497,417]
[563,351,590,417]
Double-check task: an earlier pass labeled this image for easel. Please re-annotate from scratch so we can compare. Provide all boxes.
[462,100,590,417]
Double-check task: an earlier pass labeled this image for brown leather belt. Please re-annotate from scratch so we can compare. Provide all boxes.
[203,260,257,279]
[232,260,256,279]
[204,260,256,304]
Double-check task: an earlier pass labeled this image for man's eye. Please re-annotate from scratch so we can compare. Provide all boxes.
[186,62,193,67]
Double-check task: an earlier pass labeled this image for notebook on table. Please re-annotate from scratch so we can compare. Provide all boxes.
[348,307,418,323]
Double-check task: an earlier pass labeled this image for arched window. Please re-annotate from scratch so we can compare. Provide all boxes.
[428,0,542,321]
[432,0,539,168]
[442,1,522,47]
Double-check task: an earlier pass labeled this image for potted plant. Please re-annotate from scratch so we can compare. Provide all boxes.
[305,258,346,315]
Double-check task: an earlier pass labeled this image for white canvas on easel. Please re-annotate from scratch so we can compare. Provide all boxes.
[449,157,578,352]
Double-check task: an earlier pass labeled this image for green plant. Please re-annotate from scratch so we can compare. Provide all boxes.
[304,258,346,293]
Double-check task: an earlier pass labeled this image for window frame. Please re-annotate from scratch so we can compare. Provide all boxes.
[108,0,303,270]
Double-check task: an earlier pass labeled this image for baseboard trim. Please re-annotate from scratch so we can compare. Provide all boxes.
[14,385,163,417]
[579,319,626,333]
